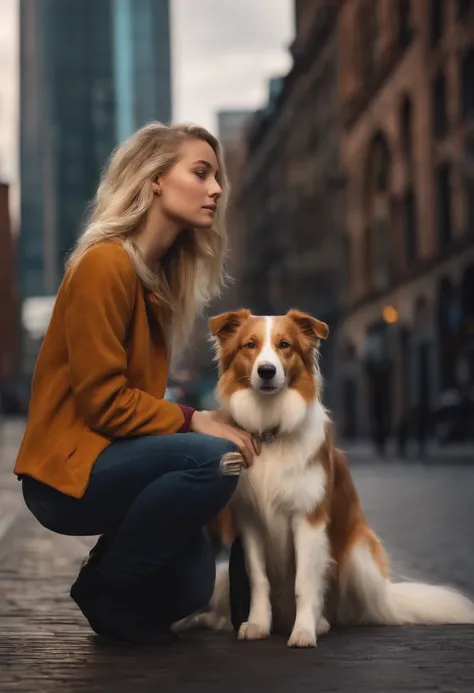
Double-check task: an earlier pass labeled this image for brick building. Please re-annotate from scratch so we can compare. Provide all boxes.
[235,0,346,409]
[0,182,19,390]
[335,0,474,440]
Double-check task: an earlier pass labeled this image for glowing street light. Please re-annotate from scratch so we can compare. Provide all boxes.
[382,305,398,324]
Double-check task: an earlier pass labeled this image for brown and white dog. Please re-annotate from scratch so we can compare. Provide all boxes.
[182,309,474,647]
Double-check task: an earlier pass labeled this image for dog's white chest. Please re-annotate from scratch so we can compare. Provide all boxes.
[233,442,326,519]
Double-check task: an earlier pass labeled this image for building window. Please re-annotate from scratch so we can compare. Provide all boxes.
[344,234,353,294]
[461,49,474,122]
[400,95,413,157]
[371,135,390,191]
[457,0,472,20]
[398,0,411,46]
[363,226,373,291]
[437,277,458,390]
[404,188,417,263]
[466,175,474,236]
[430,0,443,48]
[433,71,448,138]
[460,266,474,386]
[436,164,452,246]
[363,132,392,292]
[359,2,378,82]
[373,219,391,291]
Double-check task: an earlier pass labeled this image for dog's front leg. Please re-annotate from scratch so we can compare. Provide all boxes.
[288,515,330,648]
[237,523,272,641]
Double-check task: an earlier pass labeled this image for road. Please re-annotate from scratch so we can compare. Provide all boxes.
[1,419,473,692]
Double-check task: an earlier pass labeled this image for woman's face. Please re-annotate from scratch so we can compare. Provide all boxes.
[155,138,223,229]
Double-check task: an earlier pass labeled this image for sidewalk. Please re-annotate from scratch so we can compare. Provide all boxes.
[341,437,474,462]
[1,419,474,693]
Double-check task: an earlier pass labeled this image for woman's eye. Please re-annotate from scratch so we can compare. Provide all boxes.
[245,341,257,349]
[279,341,291,349]
[195,170,205,179]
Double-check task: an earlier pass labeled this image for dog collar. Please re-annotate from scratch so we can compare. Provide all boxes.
[254,427,280,444]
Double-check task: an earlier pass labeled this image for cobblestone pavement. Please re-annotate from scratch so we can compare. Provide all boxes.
[1,419,474,693]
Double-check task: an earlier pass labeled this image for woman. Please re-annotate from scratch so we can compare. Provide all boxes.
[14,122,258,645]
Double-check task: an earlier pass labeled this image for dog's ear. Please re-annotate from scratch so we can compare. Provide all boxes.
[209,309,252,341]
[287,309,329,343]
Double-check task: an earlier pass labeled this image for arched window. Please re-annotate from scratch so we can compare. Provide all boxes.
[436,164,452,246]
[461,48,474,122]
[433,71,448,138]
[367,132,390,194]
[399,96,417,264]
[400,95,413,157]
[437,277,458,390]
[364,132,392,291]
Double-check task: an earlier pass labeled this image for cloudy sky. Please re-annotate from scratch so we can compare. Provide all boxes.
[171,0,293,130]
[0,0,293,220]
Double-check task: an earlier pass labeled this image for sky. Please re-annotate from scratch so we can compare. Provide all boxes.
[0,0,19,221]
[0,0,293,222]
[171,0,293,131]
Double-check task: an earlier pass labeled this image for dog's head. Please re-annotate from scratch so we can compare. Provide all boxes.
[209,309,328,434]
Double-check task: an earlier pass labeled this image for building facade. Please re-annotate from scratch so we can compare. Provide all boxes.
[182,109,254,393]
[0,182,19,388]
[114,0,171,142]
[336,0,474,440]
[19,0,172,301]
[18,0,172,377]
[235,0,346,410]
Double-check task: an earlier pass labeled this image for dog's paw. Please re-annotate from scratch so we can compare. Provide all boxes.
[173,611,232,633]
[287,627,317,648]
[316,616,331,636]
[237,621,270,641]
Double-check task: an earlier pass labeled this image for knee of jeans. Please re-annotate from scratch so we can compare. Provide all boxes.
[191,435,239,468]
[190,436,240,494]
[22,478,55,531]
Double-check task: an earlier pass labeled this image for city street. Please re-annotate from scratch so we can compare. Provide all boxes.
[1,419,474,693]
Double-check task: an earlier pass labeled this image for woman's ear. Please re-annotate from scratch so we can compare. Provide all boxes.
[151,180,161,196]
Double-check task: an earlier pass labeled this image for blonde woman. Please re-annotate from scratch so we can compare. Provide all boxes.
[14,122,258,645]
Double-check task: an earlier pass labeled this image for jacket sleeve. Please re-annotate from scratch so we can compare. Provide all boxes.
[64,245,193,438]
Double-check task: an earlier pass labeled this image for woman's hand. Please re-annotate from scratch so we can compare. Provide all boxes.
[190,410,260,468]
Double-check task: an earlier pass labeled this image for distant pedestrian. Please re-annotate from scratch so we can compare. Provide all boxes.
[14,123,258,645]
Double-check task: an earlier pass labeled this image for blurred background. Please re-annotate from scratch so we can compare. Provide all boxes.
[0,0,473,458]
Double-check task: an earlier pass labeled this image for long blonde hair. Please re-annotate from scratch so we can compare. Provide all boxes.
[66,121,230,350]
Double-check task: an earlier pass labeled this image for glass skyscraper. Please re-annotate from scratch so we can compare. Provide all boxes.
[114,0,171,142]
[19,0,171,300]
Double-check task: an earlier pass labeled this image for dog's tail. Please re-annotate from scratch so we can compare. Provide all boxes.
[337,537,474,626]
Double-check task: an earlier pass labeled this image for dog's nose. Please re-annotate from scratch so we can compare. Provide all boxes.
[257,363,277,380]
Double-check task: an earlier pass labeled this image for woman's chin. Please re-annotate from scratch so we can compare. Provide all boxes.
[194,218,214,230]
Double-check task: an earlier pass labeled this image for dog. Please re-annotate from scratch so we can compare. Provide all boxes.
[179,308,474,647]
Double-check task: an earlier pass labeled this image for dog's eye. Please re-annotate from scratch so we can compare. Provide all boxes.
[279,341,291,349]
[245,341,257,349]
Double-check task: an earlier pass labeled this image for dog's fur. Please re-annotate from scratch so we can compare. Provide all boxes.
[178,309,474,647]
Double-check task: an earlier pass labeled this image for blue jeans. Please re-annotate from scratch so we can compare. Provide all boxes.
[22,433,238,622]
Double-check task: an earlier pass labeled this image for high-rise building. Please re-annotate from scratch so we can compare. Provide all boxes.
[114,0,172,142]
[19,0,171,301]
[0,182,20,388]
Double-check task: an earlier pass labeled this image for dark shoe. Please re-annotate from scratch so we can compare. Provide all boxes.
[82,533,113,570]
[229,536,250,633]
[71,543,177,645]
